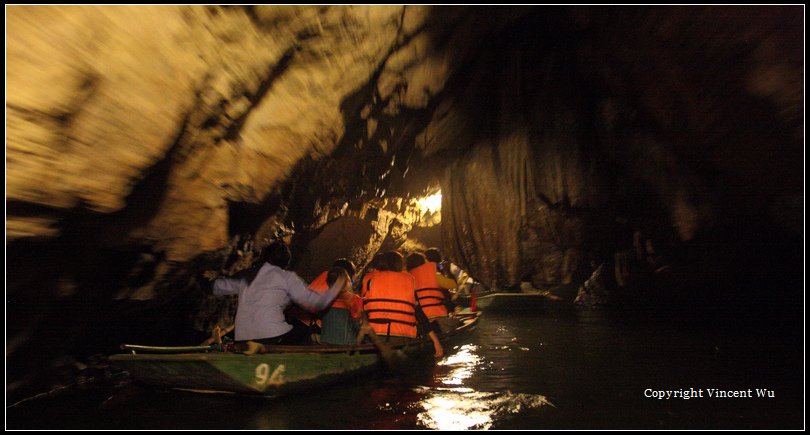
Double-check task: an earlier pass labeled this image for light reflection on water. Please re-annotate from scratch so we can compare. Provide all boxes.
[414,344,554,430]
[438,344,481,385]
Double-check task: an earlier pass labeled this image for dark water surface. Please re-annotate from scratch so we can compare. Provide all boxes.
[7,302,803,430]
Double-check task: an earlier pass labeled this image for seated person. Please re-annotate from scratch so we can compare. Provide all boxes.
[210,241,349,351]
[365,251,443,358]
[407,250,462,334]
[320,266,363,345]
[288,258,356,339]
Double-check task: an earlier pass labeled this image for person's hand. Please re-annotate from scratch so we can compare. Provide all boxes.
[338,288,354,305]
[434,346,444,359]
[203,270,218,281]
[429,331,444,359]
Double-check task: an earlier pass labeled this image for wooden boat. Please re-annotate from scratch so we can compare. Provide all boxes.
[473,292,556,311]
[458,290,556,312]
[109,313,480,396]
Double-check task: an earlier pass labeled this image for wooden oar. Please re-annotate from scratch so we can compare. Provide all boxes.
[200,324,235,346]
[121,344,216,354]
[356,313,400,368]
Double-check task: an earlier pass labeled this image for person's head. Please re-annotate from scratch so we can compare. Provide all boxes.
[258,240,291,269]
[331,258,356,279]
[425,248,442,264]
[406,252,427,271]
[326,266,349,288]
[381,251,405,272]
[369,253,386,271]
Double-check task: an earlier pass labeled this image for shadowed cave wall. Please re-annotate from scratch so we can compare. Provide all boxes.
[5,5,803,402]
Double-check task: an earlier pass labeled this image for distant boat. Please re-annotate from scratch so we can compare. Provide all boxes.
[474,292,557,310]
[109,313,480,397]
[458,288,558,312]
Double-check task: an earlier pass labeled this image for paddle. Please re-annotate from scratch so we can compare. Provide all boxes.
[200,324,235,346]
[356,313,402,368]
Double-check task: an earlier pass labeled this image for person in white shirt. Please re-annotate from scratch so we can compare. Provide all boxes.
[208,241,350,346]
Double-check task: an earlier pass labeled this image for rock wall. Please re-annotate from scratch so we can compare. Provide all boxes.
[9,5,801,294]
[7,4,445,401]
[431,6,803,289]
[7,5,426,260]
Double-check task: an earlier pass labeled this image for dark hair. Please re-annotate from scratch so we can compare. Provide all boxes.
[380,251,404,272]
[259,240,291,269]
[326,267,346,287]
[331,258,356,278]
[239,240,290,284]
[425,248,442,263]
[369,253,386,270]
[406,252,426,271]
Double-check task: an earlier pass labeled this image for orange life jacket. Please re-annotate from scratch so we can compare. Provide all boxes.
[364,271,418,338]
[290,271,347,327]
[343,293,363,319]
[309,271,351,310]
[409,262,449,319]
[360,270,377,298]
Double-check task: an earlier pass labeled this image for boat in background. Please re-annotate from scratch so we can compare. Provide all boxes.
[457,286,560,312]
[473,291,559,311]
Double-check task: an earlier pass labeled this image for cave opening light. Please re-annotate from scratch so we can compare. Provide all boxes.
[418,189,442,216]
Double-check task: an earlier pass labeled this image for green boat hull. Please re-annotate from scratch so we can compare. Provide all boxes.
[110,313,479,396]
[110,351,384,396]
